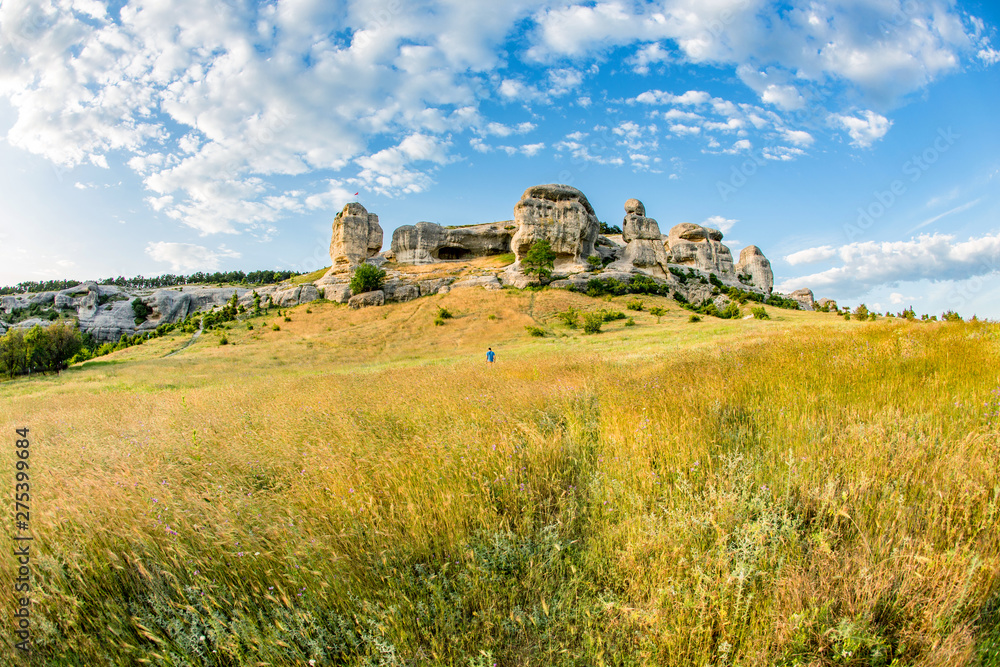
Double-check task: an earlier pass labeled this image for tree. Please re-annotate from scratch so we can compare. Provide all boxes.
[522,239,556,280]
[0,329,28,378]
[350,263,386,294]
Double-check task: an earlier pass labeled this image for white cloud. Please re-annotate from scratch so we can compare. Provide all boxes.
[629,42,672,74]
[785,245,837,265]
[145,242,241,272]
[833,110,892,148]
[778,233,1000,296]
[889,292,907,305]
[701,216,737,234]
[909,198,983,233]
[520,142,545,157]
[979,47,1000,65]
[761,84,805,110]
[782,129,814,147]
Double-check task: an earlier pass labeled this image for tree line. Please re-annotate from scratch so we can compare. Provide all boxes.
[0,269,301,295]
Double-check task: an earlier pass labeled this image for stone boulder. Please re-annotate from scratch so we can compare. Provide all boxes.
[330,203,383,271]
[790,288,815,311]
[451,275,502,290]
[817,298,838,311]
[348,290,384,309]
[509,184,600,273]
[734,245,774,294]
[665,223,734,275]
[391,221,514,264]
[382,281,420,303]
[608,198,671,278]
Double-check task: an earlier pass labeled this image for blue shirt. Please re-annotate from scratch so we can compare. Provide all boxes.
[486,350,495,362]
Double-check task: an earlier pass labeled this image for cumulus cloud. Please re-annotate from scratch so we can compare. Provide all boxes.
[777,233,1000,296]
[785,245,837,265]
[145,242,241,272]
[702,216,737,234]
[834,110,893,148]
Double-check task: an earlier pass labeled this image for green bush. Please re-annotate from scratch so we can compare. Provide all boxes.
[689,314,701,322]
[132,298,150,325]
[433,317,445,326]
[524,325,547,337]
[349,263,386,294]
[272,324,281,331]
[219,336,229,345]
[582,312,603,334]
[437,306,453,320]
[624,317,635,327]
[626,299,644,311]
[586,255,603,271]
[556,307,580,329]
[649,306,666,323]
[284,316,291,322]
[942,310,963,322]
[751,306,769,320]
[600,310,626,322]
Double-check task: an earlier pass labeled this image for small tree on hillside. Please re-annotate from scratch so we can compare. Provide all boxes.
[350,263,386,294]
[522,239,556,280]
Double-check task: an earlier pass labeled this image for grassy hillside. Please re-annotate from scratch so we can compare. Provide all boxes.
[1,287,999,666]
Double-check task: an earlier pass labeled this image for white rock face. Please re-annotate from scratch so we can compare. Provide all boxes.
[665,223,735,275]
[329,203,383,272]
[510,184,600,273]
[608,198,671,278]
[348,290,384,309]
[790,288,815,310]
[734,245,774,294]
[391,221,514,264]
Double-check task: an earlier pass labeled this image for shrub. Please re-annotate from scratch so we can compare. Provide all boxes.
[246,324,254,330]
[720,302,741,319]
[556,308,580,329]
[219,336,229,345]
[853,304,870,320]
[522,239,557,280]
[272,324,281,331]
[582,312,603,334]
[599,221,622,235]
[586,255,603,271]
[709,273,724,288]
[751,306,769,320]
[624,317,635,327]
[433,317,445,326]
[843,313,851,321]
[649,306,666,323]
[349,263,386,294]
[487,314,497,321]
[600,309,626,322]
[626,299,644,311]
[132,298,150,325]
[942,310,963,322]
[689,314,701,322]
[524,325,547,337]
[437,306,453,320]
[305,308,312,314]
[284,316,291,322]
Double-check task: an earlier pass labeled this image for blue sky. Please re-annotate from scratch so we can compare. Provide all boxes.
[1,0,998,316]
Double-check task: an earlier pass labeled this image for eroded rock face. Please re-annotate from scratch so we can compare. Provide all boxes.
[734,245,774,294]
[609,198,671,278]
[391,221,514,264]
[330,203,383,271]
[790,288,815,311]
[665,223,734,275]
[817,298,838,311]
[348,290,384,309]
[510,184,599,272]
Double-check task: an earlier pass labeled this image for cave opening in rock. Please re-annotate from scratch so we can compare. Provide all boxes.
[436,247,470,260]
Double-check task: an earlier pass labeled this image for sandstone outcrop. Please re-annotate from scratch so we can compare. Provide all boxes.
[734,245,774,294]
[348,290,384,309]
[608,198,671,278]
[509,184,600,273]
[665,223,735,275]
[817,298,838,311]
[790,288,815,311]
[329,203,383,271]
[391,221,514,264]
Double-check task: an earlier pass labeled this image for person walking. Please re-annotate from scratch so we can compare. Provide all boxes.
[486,347,496,364]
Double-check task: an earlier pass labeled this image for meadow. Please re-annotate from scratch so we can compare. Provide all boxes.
[1,286,998,666]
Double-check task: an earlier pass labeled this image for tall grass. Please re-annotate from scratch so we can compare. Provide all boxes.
[1,290,998,665]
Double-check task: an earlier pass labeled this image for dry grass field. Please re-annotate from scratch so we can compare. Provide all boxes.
[2,285,999,666]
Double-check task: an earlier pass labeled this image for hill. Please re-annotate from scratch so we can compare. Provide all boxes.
[1,286,998,665]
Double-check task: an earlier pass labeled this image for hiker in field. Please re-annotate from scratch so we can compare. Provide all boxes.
[486,347,495,364]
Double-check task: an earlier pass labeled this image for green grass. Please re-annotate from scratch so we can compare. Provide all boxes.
[1,288,998,665]
[290,266,331,285]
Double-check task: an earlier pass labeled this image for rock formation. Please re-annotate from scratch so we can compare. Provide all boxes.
[734,245,774,294]
[790,288,815,311]
[390,221,514,264]
[665,223,735,275]
[509,184,599,273]
[329,203,383,271]
[607,198,671,278]
[817,298,838,311]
